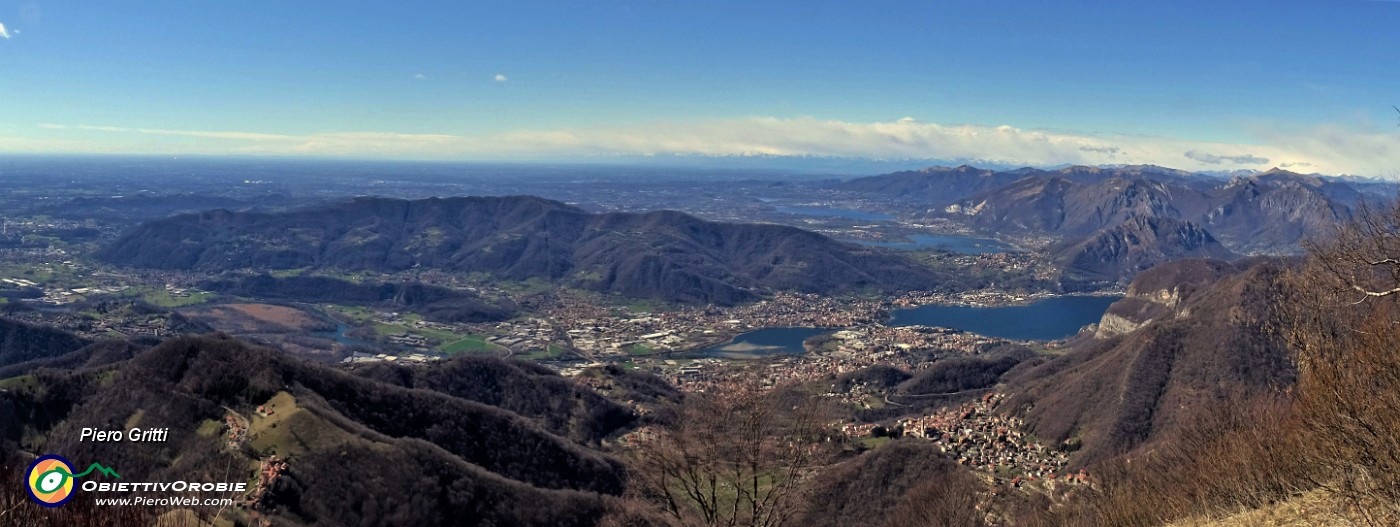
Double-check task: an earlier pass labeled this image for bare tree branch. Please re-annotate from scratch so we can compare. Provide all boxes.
[623,380,838,527]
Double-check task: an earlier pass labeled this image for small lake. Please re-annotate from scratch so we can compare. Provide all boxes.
[689,327,832,359]
[313,322,381,349]
[774,206,895,221]
[887,295,1123,341]
[851,234,1015,254]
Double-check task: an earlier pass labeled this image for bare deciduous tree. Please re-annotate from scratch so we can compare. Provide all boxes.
[624,382,839,527]
[886,476,986,527]
[1285,200,1400,526]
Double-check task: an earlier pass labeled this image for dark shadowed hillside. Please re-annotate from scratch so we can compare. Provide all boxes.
[796,439,986,527]
[0,339,147,378]
[100,196,943,305]
[350,356,638,444]
[199,274,518,323]
[0,318,91,369]
[1002,259,1295,465]
[895,345,1037,397]
[0,334,636,526]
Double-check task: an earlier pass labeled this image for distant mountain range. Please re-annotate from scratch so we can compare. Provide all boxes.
[99,196,944,304]
[93,166,1395,295]
[837,164,1393,285]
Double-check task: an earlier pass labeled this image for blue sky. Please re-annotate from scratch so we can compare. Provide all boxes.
[1,1,1398,176]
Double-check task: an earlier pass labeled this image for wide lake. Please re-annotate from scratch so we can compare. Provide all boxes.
[851,234,1015,254]
[887,295,1123,341]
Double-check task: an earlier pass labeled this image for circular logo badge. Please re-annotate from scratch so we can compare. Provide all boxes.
[26,455,76,507]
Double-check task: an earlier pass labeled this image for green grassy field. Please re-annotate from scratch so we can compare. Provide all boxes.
[326,304,372,322]
[493,277,553,295]
[372,321,513,356]
[372,323,405,336]
[859,436,892,449]
[268,268,310,278]
[0,263,56,284]
[522,344,567,360]
[862,395,887,410]
[141,289,214,307]
[0,375,37,390]
[441,335,507,355]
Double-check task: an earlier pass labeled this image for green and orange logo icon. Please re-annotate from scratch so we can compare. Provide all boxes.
[24,454,121,507]
[26,455,76,507]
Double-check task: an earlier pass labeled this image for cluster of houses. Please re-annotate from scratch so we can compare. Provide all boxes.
[897,393,1077,483]
[223,415,247,449]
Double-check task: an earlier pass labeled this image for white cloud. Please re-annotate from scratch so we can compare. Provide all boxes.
[0,22,11,39]
[1184,150,1270,165]
[21,117,1400,178]
[41,123,293,142]
[466,117,1309,171]
[32,124,468,157]
[414,73,426,80]
[493,74,507,82]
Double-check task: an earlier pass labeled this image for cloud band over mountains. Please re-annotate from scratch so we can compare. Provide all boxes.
[23,117,1400,178]
[1183,150,1270,165]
